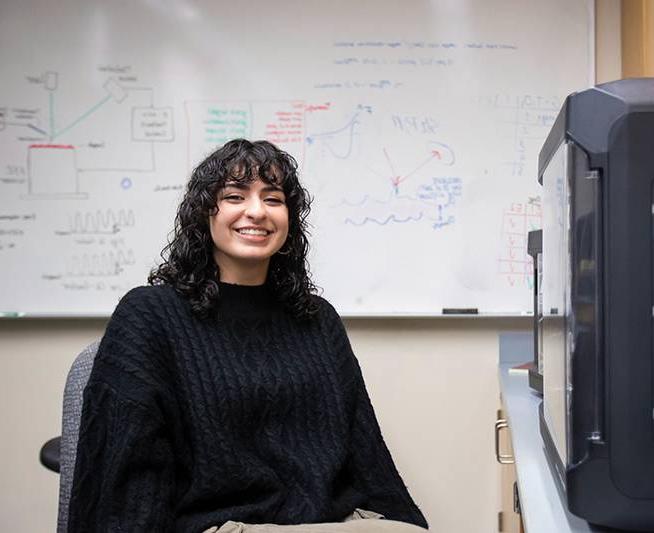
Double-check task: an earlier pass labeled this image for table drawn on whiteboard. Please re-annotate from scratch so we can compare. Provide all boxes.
[499,196,541,288]
[479,93,559,179]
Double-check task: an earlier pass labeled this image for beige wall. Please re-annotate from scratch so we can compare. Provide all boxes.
[597,0,622,82]
[347,318,529,532]
[0,319,106,531]
[0,315,529,532]
[0,3,620,532]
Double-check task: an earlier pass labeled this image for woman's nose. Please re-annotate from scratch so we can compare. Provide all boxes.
[244,197,265,219]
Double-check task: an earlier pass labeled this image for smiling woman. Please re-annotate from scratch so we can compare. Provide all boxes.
[149,139,318,319]
[66,139,428,533]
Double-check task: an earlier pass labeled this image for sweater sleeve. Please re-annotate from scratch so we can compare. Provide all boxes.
[67,287,177,532]
[321,299,429,530]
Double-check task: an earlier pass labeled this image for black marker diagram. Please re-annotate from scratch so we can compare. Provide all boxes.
[66,249,136,277]
[57,209,136,236]
[1,71,174,199]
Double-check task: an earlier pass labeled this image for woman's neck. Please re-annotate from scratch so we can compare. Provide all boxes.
[217,279,276,318]
[216,257,270,286]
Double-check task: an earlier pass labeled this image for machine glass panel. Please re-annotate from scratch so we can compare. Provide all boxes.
[542,141,572,469]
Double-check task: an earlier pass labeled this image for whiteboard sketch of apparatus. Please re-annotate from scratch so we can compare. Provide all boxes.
[26,144,86,199]
[15,72,85,199]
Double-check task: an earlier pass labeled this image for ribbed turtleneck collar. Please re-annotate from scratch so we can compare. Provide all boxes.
[216,280,277,318]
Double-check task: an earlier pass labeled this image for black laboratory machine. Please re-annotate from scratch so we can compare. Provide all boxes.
[536,78,654,531]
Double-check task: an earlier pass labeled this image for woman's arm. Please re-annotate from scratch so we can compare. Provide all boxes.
[321,299,428,529]
[67,287,177,532]
[347,358,428,529]
[67,381,176,532]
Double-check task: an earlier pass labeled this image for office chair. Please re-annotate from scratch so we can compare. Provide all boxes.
[38,341,99,533]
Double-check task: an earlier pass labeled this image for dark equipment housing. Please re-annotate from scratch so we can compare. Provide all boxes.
[527,228,543,394]
[537,78,654,530]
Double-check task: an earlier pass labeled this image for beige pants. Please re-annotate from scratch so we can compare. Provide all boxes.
[203,509,427,533]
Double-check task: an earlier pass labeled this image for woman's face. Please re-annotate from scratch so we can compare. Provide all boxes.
[210,177,289,282]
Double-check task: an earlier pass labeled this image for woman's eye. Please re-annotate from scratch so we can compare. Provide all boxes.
[265,197,285,204]
[223,194,243,201]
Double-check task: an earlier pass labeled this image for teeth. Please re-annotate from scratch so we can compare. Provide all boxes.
[237,228,268,236]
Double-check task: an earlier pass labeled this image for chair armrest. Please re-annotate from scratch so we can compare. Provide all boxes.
[40,436,61,473]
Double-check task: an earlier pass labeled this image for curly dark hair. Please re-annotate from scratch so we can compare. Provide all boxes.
[149,139,319,319]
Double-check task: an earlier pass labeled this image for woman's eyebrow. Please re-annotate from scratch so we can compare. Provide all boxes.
[224,182,247,189]
[223,182,284,193]
[262,185,284,193]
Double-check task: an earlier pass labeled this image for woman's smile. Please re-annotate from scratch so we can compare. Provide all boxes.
[234,226,274,242]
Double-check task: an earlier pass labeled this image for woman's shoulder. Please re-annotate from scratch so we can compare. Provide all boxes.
[95,284,184,395]
[120,283,178,302]
[309,294,338,316]
[107,284,193,336]
[115,283,183,313]
[308,294,346,332]
[89,286,182,405]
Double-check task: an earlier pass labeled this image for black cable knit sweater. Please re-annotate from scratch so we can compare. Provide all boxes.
[67,282,428,532]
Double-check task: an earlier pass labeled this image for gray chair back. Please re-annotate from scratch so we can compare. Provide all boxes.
[57,341,99,533]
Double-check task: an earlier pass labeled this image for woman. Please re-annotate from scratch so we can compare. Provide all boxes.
[67,139,428,532]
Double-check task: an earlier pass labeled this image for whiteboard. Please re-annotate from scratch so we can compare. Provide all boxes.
[0,0,593,317]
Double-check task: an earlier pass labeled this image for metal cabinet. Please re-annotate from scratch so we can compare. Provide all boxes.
[496,403,525,533]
